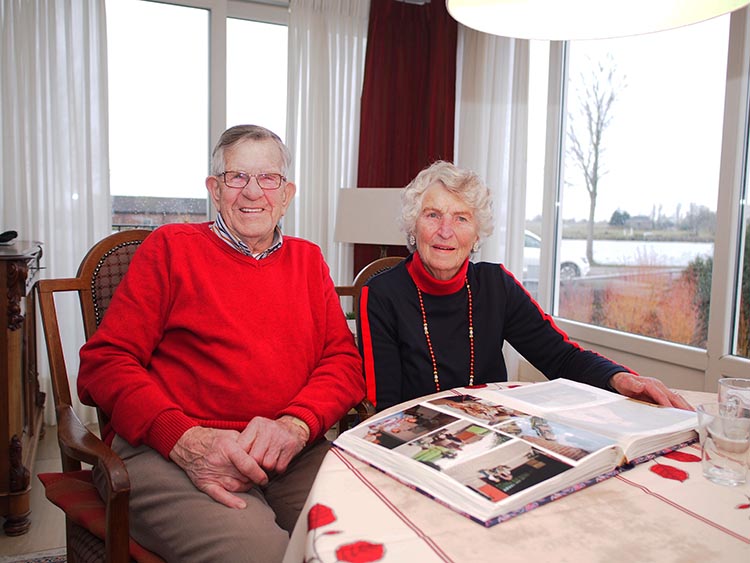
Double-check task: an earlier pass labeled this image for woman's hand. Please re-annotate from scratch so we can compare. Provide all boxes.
[609,372,693,410]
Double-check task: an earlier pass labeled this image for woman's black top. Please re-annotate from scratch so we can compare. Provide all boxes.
[358,252,628,411]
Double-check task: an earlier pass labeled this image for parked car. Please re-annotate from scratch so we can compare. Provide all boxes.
[523,230,590,281]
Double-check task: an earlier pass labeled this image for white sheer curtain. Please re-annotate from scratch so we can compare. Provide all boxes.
[1,0,110,424]
[454,28,529,271]
[454,27,530,379]
[285,0,370,285]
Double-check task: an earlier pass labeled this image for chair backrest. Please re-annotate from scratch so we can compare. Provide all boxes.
[335,256,404,321]
[36,230,152,440]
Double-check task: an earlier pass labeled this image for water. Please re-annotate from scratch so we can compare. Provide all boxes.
[698,403,750,487]
[702,431,750,486]
[563,239,713,267]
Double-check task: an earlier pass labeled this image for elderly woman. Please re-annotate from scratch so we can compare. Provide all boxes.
[358,161,691,412]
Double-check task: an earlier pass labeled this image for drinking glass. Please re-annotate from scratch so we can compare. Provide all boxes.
[718,378,750,415]
[696,402,750,486]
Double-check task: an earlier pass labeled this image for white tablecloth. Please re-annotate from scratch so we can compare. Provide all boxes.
[284,387,750,563]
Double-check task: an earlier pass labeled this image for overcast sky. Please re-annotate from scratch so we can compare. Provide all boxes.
[107,0,287,201]
[539,15,730,223]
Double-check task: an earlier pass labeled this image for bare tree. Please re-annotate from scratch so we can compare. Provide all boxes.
[566,55,625,263]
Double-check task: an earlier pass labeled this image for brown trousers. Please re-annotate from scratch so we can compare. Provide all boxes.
[94,435,330,563]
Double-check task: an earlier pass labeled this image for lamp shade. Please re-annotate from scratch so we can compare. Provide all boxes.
[334,188,405,246]
[446,0,750,40]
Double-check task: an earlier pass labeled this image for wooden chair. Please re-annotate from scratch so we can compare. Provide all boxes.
[35,230,379,559]
[335,256,404,321]
[334,256,403,432]
[35,229,163,563]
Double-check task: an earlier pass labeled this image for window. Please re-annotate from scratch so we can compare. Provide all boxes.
[555,17,729,349]
[226,18,288,137]
[528,9,750,383]
[106,0,288,230]
[107,0,209,228]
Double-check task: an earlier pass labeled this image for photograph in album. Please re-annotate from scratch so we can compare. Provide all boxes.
[445,440,572,502]
[358,404,459,449]
[427,395,525,424]
[393,421,512,471]
[494,416,616,462]
[334,379,698,526]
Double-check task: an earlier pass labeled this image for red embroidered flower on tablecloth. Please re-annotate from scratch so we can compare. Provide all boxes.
[650,463,689,482]
[308,503,337,530]
[305,504,385,562]
[335,541,385,562]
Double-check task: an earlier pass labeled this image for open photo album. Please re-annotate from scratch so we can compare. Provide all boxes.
[333,379,698,527]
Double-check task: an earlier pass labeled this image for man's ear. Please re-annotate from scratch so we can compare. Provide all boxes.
[205,175,221,206]
[281,181,296,210]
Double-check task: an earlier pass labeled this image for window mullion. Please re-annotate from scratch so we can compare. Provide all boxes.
[539,41,567,313]
[708,6,750,387]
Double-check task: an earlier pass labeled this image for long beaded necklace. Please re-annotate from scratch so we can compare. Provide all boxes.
[416,277,475,392]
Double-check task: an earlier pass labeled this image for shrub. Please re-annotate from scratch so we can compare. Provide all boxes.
[681,255,712,348]
[595,268,698,345]
[599,272,662,337]
[558,232,750,356]
[659,275,700,345]
[738,227,750,357]
[558,284,595,323]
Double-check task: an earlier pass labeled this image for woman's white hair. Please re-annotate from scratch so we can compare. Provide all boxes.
[399,160,494,253]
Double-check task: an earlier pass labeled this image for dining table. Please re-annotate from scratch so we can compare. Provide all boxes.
[283,383,750,563]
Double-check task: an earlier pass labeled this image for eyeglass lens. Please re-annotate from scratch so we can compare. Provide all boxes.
[222,172,284,190]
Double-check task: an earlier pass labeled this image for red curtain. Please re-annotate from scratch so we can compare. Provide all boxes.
[353,0,458,274]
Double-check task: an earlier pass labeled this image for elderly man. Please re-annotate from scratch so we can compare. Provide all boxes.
[78,125,365,562]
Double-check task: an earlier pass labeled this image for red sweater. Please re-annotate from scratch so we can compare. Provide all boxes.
[78,223,365,458]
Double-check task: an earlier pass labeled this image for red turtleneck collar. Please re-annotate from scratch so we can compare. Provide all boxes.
[406,252,469,295]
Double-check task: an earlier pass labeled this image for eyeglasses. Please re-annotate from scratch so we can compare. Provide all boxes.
[220,171,286,190]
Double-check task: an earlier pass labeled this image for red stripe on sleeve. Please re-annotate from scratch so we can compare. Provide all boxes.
[359,286,378,408]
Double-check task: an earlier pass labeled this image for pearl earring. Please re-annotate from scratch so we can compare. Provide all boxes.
[472,241,480,253]
[408,234,416,247]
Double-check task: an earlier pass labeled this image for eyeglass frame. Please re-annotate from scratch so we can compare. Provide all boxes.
[219,171,287,191]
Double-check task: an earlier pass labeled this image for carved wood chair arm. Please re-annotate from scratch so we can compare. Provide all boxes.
[56,404,131,494]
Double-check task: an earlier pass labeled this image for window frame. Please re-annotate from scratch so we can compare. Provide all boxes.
[536,7,750,390]
[138,0,289,219]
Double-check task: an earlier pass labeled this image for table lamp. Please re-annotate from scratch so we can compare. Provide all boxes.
[334,188,405,258]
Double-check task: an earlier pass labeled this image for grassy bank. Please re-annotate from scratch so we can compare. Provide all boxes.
[525,221,714,243]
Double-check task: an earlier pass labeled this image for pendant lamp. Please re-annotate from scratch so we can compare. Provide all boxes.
[446,0,750,40]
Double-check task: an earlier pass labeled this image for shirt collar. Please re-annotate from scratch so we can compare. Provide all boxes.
[406,251,469,295]
[210,212,283,259]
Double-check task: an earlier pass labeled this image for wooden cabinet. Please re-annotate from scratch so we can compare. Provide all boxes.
[0,240,44,536]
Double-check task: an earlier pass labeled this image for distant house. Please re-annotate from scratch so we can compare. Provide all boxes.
[112,196,208,230]
[626,215,652,230]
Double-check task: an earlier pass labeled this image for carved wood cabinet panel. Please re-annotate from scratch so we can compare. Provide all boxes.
[0,241,43,536]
